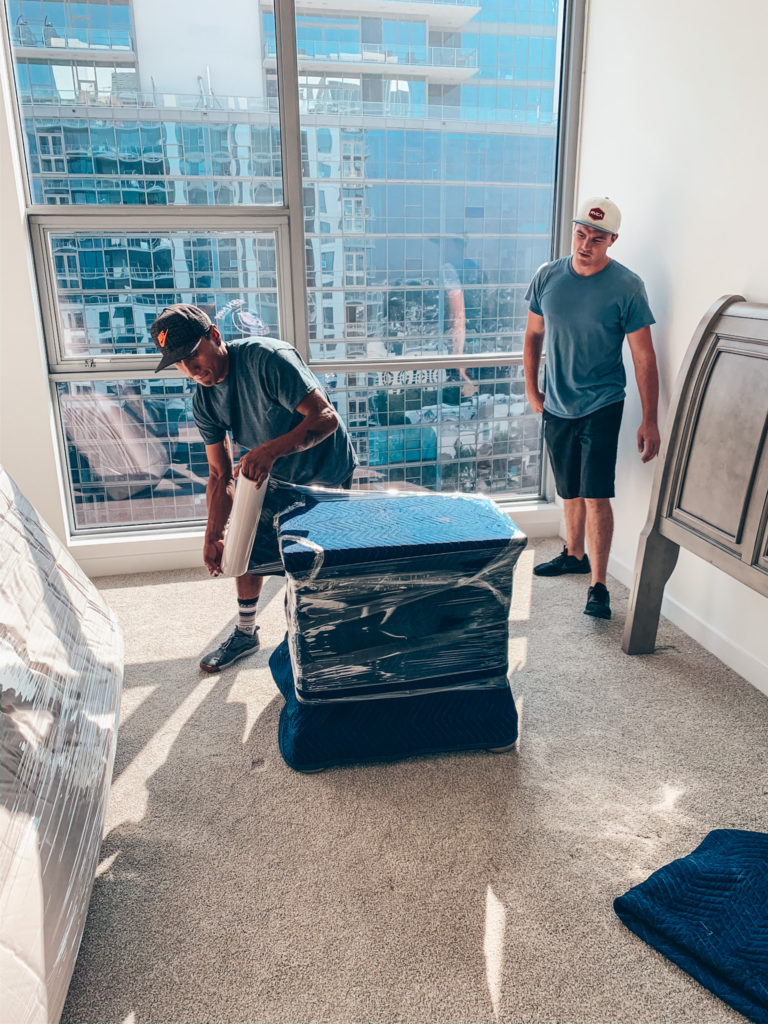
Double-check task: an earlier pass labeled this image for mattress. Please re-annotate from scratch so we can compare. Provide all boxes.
[277,490,527,702]
[270,637,518,771]
[0,468,123,1024]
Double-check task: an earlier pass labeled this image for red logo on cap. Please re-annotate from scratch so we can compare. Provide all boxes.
[589,206,605,221]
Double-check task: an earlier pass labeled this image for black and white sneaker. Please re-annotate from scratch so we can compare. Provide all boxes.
[584,583,611,620]
[534,545,591,577]
[200,626,260,673]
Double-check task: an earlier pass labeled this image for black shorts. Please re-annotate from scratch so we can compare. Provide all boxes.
[246,475,354,576]
[543,401,624,500]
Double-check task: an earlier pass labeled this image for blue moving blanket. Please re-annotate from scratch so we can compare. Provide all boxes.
[614,829,768,1022]
[269,636,518,771]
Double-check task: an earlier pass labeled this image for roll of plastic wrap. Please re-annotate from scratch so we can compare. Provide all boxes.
[220,474,268,577]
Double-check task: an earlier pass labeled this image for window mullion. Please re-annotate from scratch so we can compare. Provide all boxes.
[274,0,309,361]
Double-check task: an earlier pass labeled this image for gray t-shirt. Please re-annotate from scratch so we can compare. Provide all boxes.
[526,256,655,418]
[193,338,357,486]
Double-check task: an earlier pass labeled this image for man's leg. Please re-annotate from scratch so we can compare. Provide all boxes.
[236,572,263,602]
[579,402,623,620]
[234,571,263,637]
[533,414,592,577]
[584,497,613,586]
[199,573,266,673]
[563,496,586,560]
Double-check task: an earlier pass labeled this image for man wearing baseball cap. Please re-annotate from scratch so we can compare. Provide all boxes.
[523,196,660,621]
[151,304,357,671]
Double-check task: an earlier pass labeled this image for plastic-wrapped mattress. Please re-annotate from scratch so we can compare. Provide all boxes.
[278,490,527,703]
[0,468,124,1024]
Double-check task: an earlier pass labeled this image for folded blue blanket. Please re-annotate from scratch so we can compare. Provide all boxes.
[614,829,768,1023]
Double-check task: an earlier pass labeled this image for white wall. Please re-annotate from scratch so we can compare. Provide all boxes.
[577,0,768,694]
[0,41,67,536]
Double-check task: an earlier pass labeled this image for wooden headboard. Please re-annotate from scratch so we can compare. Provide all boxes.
[623,295,768,655]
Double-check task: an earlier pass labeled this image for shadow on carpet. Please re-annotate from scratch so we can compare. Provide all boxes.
[614,829,768,1023]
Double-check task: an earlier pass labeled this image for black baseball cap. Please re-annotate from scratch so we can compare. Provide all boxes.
[150,304,212,372]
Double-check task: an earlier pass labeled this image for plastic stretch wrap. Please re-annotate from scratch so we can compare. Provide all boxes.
[278,490,527,702]
[220,474,268,577]
[0,468,124,1024]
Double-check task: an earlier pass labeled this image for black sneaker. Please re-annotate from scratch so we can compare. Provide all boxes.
[200,626,260,673]
[534,545,591,577]
[584,583,611,619]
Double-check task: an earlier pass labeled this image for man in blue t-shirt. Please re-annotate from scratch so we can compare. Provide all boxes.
[151,304,357,671]
[523,196,660,620]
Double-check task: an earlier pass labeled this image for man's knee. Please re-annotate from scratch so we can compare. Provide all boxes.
[584,496,613,515]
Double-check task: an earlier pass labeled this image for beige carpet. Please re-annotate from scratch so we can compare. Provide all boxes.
[61,538,768,1024]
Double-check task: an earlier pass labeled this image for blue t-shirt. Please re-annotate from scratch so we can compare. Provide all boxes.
[526,256,655,418]
[193,338,357,486]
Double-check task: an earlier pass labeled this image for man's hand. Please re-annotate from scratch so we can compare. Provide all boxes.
[526,385,545,415]
[637,421,661,463]
[236,443,275,488]
[203,536,224,577]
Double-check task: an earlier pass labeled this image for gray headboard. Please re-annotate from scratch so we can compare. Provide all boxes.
[623,294,768,655]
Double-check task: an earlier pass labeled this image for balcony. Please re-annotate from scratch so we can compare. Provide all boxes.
[265,39,478,84]
[19,87,279,115]
[18,86,555,130]
[12,17,135,58]
[273,0,481,31]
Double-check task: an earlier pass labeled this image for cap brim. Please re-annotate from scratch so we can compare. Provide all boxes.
[155,348,180,372]
[153,335,204,373]
[572,217,617,235]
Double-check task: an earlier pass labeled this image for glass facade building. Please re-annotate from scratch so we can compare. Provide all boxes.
[5,0,565,532]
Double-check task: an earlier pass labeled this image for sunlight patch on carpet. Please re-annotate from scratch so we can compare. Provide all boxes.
[509,548,534,623]
[484,884,506,1020]
[108,676,219,828]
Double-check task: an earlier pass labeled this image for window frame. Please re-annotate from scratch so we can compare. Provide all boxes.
[30,208,298,373]
[3,0,586,536]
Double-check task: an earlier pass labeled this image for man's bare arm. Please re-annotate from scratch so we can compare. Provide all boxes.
[448,286,474,389]
[627,325,661,463]
[203,438,236,576]
[237,388,340,487]
[524,311,546,414]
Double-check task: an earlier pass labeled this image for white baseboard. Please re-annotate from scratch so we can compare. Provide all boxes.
[608,553,768,699]
[70,530,204,578]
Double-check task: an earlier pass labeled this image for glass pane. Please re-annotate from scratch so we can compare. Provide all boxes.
[7,0,282,205]
[318,363,542,496]
[48,230,280,359]
[298,0,562,500]
[298,0,562,363]
[57,377,210,530]
[58,361,541,531]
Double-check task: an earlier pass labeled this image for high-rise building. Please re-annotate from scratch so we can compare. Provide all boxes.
[5,0,565,531]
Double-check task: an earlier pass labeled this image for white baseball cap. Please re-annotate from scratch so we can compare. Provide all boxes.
[573,196,621,235]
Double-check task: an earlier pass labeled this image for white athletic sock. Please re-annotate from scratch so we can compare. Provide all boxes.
[237,599,258,635]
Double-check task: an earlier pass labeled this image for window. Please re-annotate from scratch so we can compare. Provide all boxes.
[5,0,578,534]
[344,251,365,286]
[341,137,363,178]
[342,193,365,234]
